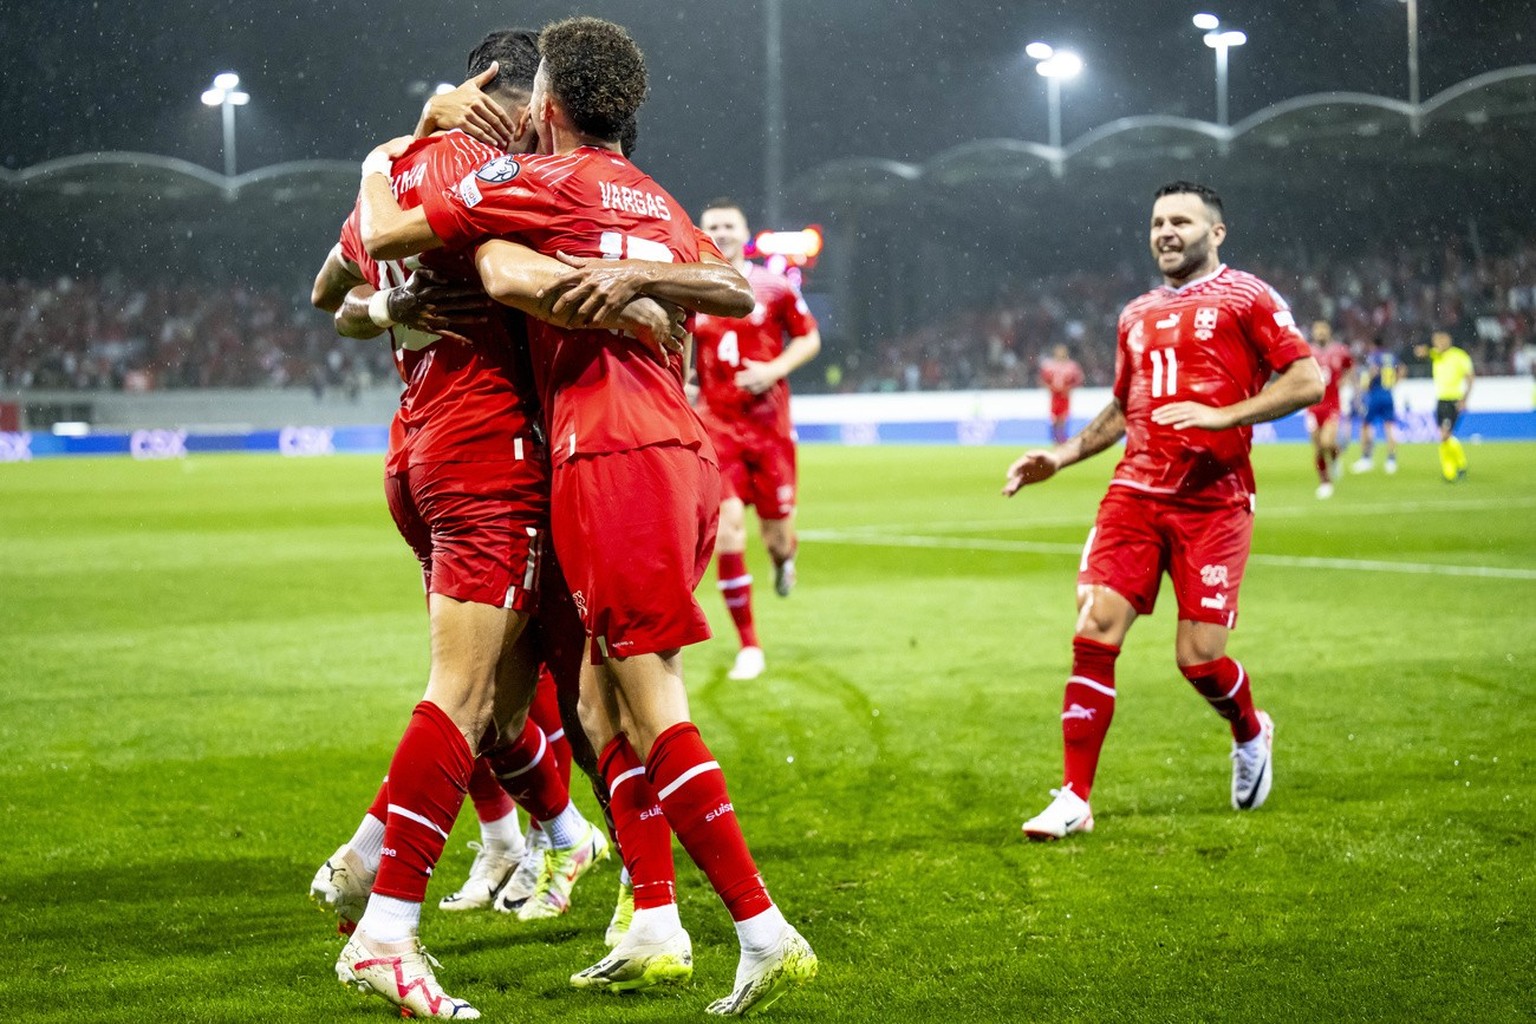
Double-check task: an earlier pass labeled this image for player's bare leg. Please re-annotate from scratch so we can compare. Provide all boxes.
[1174,620,1273,811]
[1024,584,1135,841]
[1353,422,1376,472]
[1313,417,1340,498]
[592,652,816,1014]
[337,598,526,1019]
[716,498,765,680]
[1383,422,1400,474]
[761,509,797,598]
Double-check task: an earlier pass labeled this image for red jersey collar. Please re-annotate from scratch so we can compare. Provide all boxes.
[1162,263,1228,293]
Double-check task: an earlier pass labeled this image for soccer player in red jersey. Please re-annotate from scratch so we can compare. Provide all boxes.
[356,18,818,1015]
[1039,343,1085,445]
[693,198,821,681]
[1003,181,1323,841]
[306,35,668,1019]
[1306,320,1355,499]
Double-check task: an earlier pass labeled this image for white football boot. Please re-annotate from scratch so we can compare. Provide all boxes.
[1232,710,1275,810]
[492,826,547,914]
[773,556,797,598]
[728,646,766,681]
[1021,785,1095,841]
[571,926,695,993]
[438,840,520,911]
[705,923,818,1016]
[336,932,479,1019]
[309,843,375,936]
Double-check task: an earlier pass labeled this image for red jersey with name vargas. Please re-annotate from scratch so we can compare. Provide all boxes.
[337,132,538,472]
[420,146,713,465]
[1111,264,1311,505]
[693,264,817,435]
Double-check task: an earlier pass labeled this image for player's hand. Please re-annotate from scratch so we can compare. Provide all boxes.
[617,297,687,363]
[542,252,653,325]
[389,269,493,345]
[416,63,516,150]
[734,359,780,395]
[1002,449,1060,496]
[1151,401,1233,431]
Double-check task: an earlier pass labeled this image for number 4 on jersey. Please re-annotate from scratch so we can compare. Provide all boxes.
[717,329,740,368]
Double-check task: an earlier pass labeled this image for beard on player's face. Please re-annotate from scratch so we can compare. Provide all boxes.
[1153,228,1212,280]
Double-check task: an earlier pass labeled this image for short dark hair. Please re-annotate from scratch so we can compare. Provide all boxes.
[538,17,648,142]
[618,117,638,159]
[701,197,747,222]
[466,29,541,96]
[1155,180,1225,222]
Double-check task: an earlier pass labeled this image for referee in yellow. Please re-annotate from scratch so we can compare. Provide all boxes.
[1414,331,1474,482]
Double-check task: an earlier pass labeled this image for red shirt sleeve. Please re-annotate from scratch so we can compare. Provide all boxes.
[419,155,553,251]
[1113,316,1133,406]
[1245,284,1312,373]
[338,205,364,268]
[777,280,817,338]
[693,227,724,262]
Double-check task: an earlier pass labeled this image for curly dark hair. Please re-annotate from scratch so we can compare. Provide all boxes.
[538,17,648,142]
[467,28,541,96]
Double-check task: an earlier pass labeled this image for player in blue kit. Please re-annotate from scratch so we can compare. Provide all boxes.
[1352,338,1400,474]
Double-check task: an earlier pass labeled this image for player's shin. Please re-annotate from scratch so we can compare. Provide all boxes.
[645,722,775,926]
[1180,657,1260,743]
[600,734,679,924]
[717,551,759,650]
[1062,637,1119,799]
[362,701,475,939]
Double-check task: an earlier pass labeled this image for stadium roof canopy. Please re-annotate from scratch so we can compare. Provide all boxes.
[785,66,1536,209]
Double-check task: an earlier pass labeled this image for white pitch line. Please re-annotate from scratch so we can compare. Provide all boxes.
[825,495,1536,538]
[800,529,1536,580]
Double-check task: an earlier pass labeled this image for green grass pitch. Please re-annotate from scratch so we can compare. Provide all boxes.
[3,442,1532,1022]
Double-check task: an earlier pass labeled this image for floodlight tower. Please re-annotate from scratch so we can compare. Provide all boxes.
[1192,14,1246,129]
[1399,0,1421,133]
[200,72,250,178]
[1028,42,1083,177]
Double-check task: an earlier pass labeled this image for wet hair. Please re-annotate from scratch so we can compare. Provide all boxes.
[538,17,648,142]
[701,197,747,222]
[466,29,541,96]
[1155,180,1225,222]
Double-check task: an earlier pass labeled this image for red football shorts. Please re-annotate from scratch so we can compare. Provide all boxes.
[384,455,549,611]
[1049,392,1071,420]
[1305,401,1340,432]
[551,443,721,663]
[702,412,797,520]
[1077,486,1253,628]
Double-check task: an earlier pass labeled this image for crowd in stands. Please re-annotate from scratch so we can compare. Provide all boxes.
[3,236,1535,394]
[843,236,1536,392]
[0,274,395,394]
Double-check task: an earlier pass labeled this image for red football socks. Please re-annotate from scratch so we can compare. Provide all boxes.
[1181,657,1261,743]
[599,734,677,910]
[372,701,474,902]
[1062,636,1120,800]
[466,756,516,823]
[1314,450,1330,483]
[484,716,570,825]
[527,669,573,791]
[646,722,772,922]
[365,776,389,823]
[717,551,760,650]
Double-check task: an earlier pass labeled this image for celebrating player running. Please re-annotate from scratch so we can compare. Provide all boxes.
[1003,181,1323,841]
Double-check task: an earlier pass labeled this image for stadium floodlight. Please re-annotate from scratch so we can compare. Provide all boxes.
[1193,18,1246,127]
[1029,43,1084,165]
[1398,0,1421,132]
[201,72,250,178]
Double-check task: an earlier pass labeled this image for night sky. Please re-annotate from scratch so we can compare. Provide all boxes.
[5,1,1533,222]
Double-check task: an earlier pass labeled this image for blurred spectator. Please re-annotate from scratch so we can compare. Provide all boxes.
[835,236,1536,392]
[0,273,395,393]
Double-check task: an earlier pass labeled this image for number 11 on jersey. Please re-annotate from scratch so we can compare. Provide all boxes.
[1150,348,1179,398]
